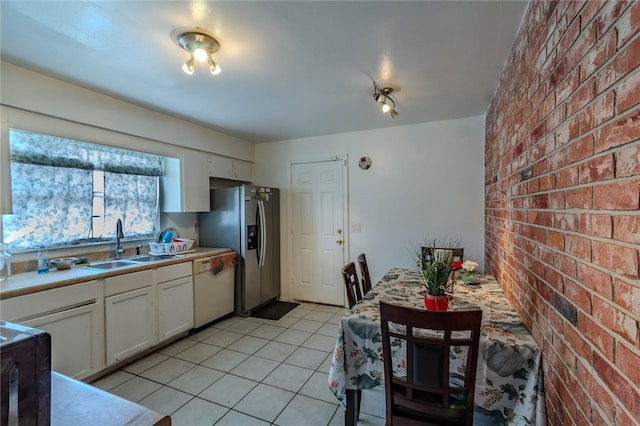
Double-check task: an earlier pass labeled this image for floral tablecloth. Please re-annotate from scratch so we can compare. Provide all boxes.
[328,268,546,426]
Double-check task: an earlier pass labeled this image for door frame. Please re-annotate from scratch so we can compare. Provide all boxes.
[288,155,349,306]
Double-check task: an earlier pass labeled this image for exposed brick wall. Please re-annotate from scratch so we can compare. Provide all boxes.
[485,1,640,425]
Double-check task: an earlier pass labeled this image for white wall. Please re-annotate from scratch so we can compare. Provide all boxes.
[0,61,254,161]
[255,115,486,302]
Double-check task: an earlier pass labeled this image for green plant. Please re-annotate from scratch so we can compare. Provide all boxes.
[416,242,455,296]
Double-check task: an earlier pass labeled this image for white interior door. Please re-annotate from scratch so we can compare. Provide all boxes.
[292,160,346,306]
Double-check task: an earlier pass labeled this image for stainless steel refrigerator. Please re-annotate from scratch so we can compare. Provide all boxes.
[198,185,280,316]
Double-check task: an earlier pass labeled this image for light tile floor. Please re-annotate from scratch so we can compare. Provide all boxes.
[92,302,386,426]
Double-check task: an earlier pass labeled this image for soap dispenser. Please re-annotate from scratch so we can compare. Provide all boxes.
[37,246,49,274]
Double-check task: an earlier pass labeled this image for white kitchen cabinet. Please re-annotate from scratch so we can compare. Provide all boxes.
[22,303,103,380]
[0,280,105,380]
[161,149,210,212]
[209,154,233,179]
[209,154,253,182]
[156,263,193,342]
[104,270,157,365]
[232,159,254,182]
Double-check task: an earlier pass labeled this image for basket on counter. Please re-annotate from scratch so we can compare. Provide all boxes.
[148,238,194,254]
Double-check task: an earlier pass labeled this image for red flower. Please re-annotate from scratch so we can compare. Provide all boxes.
[451,261,463,270]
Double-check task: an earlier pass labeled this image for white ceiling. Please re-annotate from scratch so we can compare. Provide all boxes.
[0,1,527,143]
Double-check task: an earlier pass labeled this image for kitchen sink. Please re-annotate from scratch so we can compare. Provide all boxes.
[127,254,179,263]
[85,260,138,270]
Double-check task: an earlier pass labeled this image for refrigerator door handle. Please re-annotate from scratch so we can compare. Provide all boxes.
[258,200,267,267]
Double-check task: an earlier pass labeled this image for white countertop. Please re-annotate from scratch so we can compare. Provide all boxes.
[0,247,232,299]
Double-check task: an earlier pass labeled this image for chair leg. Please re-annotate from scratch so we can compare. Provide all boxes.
[345,389,362,425]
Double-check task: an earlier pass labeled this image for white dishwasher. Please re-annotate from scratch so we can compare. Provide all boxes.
[192,257,235,328]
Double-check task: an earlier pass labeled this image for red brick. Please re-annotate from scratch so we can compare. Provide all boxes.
[556,254,578,279]
[565,234,592,261]
[556,67,580,105]
[563,323,592,359]
[576,360,616,423]
[549,190,566,209]
[593,180,640,210]
[613,215,640,244]
[596,35,640,93]
[579,90,615,133]
[544,268,564,297]
[566,79,596,117]
[579,213,612,238]
[547,230,565,250]
[567,134,594,164]
[539,174,557,191]
[592,297,639,344]
[592,239,639,277]
[616,343,640,386]
[616,142,640,178]
[593,351,640,421]
[597,0,633,36]
[555,115,580,146]
[580,313,615,359]
[578,262,613,298]
[616,408,640,426]
[614,278,640,315]
[616,67,640,113]
[556,166,579,188]
[566,20,596,70]
[556,212,579,231]
[539,211,554,227]
[566,186,593,209]
[581,30,617,82]
[578,153,615,183]
[595,109,640,152]
[616,0,640,47]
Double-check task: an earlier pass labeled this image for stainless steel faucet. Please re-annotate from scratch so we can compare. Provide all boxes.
[115,219,124,259]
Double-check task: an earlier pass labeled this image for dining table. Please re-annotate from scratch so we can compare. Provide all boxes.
[328,267,547,426]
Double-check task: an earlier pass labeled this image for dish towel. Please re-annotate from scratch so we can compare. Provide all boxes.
[210,251,238,275]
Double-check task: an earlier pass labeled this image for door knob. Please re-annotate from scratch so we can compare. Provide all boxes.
[336,239,343,245]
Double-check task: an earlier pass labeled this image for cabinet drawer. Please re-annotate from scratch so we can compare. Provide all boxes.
[156,262,191,283]
[105,269,152,297]
[1,280,99,321]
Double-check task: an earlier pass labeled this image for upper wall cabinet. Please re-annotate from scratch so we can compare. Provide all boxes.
[209,154,253,182]
[161,149,210,212]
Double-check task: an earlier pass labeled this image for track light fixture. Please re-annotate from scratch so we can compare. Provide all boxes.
[372,82,399,118]
[171,27,222,76]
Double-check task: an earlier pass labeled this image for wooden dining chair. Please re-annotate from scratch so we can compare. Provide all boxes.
[421,246,464,262]
[342,262,362,309]
[357,253,372,295]
[379,301,482,425]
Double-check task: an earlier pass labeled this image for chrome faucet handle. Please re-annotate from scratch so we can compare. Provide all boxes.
[136,245,143,256]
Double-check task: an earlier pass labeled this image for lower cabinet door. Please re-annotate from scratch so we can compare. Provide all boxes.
[105,286,157,365]
[157,276,194,341]
[22,303,105,380]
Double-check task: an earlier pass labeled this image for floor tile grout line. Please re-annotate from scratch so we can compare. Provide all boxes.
[104,302,354,425]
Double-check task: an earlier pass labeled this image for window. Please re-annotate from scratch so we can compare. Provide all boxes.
[3,129,163,250]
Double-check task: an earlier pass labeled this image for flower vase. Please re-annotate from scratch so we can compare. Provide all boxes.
[424,294,450,311]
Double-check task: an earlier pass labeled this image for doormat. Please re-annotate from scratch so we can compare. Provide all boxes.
[251,301,300,320]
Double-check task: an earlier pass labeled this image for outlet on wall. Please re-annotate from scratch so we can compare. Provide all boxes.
[351,223,361,233]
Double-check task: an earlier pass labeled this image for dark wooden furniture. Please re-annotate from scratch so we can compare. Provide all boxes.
[357,253,372,295]
[379,301,482,425]
[421,246,464,262]
[341,262,362,309]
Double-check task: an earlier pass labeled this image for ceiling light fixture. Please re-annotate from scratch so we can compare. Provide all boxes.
[372,82,399,119]
[171,27,221,76]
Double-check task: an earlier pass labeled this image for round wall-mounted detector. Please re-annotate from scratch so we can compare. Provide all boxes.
[358,157,372,170]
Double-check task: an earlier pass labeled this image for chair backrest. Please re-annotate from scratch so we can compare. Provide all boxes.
[357,253,372,295]
[341,262,362,309]
[421,246,464,262]
[379,301,482,425]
